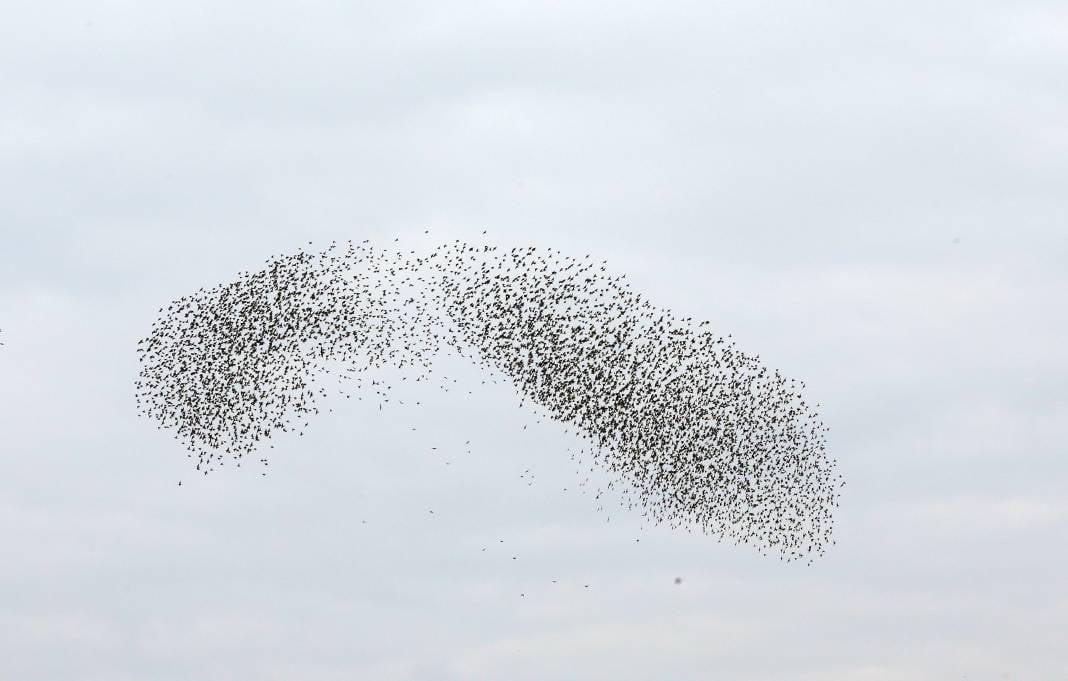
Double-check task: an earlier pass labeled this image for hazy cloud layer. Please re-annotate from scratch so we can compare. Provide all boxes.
[1,1,1066,679]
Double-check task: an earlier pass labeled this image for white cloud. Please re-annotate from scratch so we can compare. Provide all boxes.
[1,0,1067,679]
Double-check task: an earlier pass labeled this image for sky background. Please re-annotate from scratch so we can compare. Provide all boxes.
[2,1,1067,679]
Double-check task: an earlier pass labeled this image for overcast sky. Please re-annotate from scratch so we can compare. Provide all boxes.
[2,1,1067,680]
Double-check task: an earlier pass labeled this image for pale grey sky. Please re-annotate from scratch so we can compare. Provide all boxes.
[1,1,1066,680]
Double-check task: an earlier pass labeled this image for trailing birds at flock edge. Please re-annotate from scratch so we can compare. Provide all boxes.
[135,236,843,563]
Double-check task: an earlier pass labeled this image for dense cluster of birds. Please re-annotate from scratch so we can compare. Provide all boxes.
[136,237,843,561]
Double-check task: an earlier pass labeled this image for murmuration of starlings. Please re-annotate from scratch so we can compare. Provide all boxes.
[136,239,843,562]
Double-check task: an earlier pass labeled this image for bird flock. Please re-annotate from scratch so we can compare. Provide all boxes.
[136,238,843,561]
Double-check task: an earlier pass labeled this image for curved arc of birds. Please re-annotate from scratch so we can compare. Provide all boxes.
[136,239,842,561]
